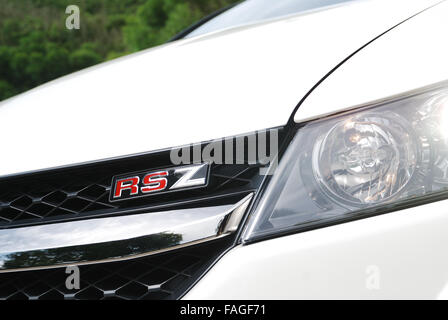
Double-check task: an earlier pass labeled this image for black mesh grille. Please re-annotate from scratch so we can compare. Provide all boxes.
[0,129,283,299]
[0,130,277,229]
[0,163,261,228]
[0,239,229,300]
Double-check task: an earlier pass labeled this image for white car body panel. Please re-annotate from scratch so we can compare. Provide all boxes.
[185,0,448,299]
[295,0,448,123]
[0,0,438,178]
[185,199,448,299]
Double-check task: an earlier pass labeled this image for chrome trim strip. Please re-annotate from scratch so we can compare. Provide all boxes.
[0,194,253,273]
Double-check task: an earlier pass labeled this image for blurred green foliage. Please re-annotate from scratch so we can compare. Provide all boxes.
[0,0,239,101]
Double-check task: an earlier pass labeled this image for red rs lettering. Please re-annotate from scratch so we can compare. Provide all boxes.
[141,171,168,193]
[114,177,139,198]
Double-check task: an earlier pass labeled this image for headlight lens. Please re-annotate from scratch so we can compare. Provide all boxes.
[313,112,418,206]
[243,83,448,242]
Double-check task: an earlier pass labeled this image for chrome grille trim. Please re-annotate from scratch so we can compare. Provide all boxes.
[0,194,252,272]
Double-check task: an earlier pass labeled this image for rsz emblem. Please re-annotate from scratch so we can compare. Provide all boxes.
[110,163,210,202]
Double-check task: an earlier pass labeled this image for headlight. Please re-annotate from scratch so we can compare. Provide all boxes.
[243,82,448,242]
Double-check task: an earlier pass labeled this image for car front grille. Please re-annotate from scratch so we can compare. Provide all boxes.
[0,238,229,300]
[0,128,283,299]
[0,162,260,228]
[0,130,278,229]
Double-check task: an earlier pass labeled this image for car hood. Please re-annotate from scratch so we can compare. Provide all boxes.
[0,0,438,177]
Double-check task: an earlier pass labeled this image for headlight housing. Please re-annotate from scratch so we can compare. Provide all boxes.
[243,82,448,242]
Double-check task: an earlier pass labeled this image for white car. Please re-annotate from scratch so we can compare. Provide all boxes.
[1,0,448,300]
